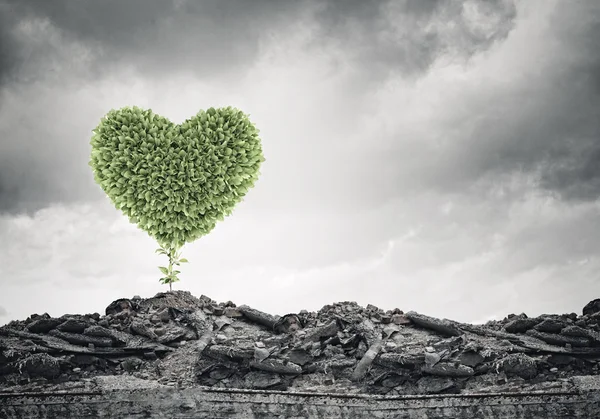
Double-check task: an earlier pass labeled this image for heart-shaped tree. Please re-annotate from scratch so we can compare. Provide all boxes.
[89,106,265,290]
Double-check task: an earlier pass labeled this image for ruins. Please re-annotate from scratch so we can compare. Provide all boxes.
[1,291,600,417]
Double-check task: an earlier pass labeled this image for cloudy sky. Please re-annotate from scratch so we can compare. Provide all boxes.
[1,0,599,325]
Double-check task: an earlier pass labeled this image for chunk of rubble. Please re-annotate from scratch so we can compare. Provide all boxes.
[404,312,462,337]
[2,291,600,397]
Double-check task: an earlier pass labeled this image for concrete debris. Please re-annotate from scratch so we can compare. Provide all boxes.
[1,291,600,396]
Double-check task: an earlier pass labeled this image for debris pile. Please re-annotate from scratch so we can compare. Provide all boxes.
[1,292,600,395]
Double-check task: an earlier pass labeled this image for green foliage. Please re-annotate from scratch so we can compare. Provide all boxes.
[89,106,265,289]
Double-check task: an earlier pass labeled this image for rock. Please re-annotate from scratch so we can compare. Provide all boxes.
[504,318,541,333]
[83,325,129,346]
[130,321,158,340]
[250,359,302,375]
[534,319,567,334]
[69,354,106,369]
[205,345,254,362]
[237,305,280,329]
[526,329,590,347]
[157,308,171,323]
[376,352,425,369]
[424,352,442,367]
[547,354,578,366]
[243,371,283,389]
[223,307,242,318]
[501,353,538,379]
[214,317,232,332]
[19,353,61,379]
[57,319,91,334]
[375,372,407,388]
[121,358,143,372]
[48,329,113,347]
[105,298,136,316]
[583,298,600,316]
[143,351,158,361]
[288,348,313,366]
[405,312,461,337]
[303,320,339,342]
[253,347,271,363]
[157,325,192,344]
[351,338,383,381]
[417,377,457,394]
[26,318,62,334]
[422,362,474,378]
[457,350,484,368]
[391,314,412,325]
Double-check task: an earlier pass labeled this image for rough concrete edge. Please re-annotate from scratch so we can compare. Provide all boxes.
[2,375,599,401]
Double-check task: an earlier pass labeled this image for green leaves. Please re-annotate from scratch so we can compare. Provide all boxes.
[90,105,265,290]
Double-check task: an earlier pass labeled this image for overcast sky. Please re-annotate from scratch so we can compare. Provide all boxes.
[1,0,599,325]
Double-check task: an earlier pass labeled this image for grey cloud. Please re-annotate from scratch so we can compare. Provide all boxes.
[0,306,7,316]
[362,1,600,205]
[0,0,305,86]
[0,0,517,88]
[311,0,517,82]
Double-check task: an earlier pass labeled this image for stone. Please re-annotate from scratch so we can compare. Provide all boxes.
[391,314,412,325]
[26,318,62,334]
[503,318,540,333]
[223,308,242,318]
[130,321,158,340]
[351,338,383,381]
[288,348,313,366]
[457,350,484,368]
[121,358,144,372]
[237,305,280,329]
[105,298,135,316]
[561,325,592,338]
[250,359,302,375]
[417,376,457,394]
[534,319,567,333]
[421,362,474,378]
[156,308,171,323]
[48,329,113,347]
[243,371,283,389]
[375,372,406,388]
[303,320,339,342]
[404,312,461,337]
[83,325,129,346]
[501,353,538,379]
[19,353,61,379]
[526,329,590,347]
[57,319,91,334]
[583,298,600,316]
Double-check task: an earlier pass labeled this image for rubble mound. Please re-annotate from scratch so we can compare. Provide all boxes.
[1,291,600,395]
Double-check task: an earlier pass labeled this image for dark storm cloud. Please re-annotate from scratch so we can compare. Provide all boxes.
[0,0,517,88]
[363,1,600,204]
[312,0,517,81]
[0,0,305,85]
